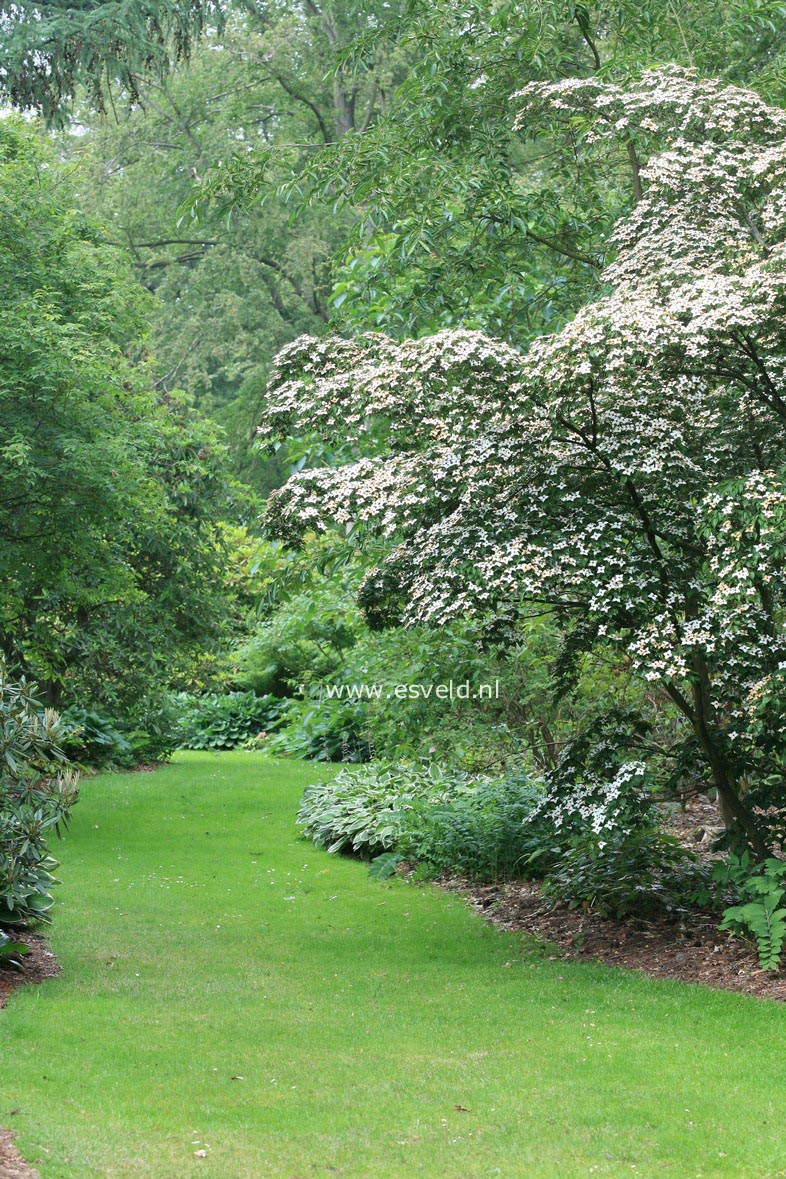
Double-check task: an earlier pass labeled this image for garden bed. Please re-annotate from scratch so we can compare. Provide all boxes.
[449,877,786,1000]
[441,796,786,1002]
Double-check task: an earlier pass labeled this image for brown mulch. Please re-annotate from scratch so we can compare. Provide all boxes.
[0,935,59,1179]
[0,1133,39,1179]
[438,796,786,1002]
[0,933,60,1011]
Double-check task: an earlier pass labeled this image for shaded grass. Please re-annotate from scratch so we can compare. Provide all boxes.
[1,752,785,1177]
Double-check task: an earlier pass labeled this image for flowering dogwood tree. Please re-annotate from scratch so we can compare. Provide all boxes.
[262,68,786,855]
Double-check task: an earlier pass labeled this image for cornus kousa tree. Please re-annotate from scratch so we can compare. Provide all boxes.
[262,68,786,856]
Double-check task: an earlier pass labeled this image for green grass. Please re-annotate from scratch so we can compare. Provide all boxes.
[2,752,786,1177]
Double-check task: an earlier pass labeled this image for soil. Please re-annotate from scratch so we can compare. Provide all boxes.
[438,795,786,1002]
[0,935,59,1178]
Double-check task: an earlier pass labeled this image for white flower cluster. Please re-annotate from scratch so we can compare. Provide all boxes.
[531,761,649,840]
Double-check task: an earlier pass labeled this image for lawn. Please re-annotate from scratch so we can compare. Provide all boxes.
[1,752,786,1178]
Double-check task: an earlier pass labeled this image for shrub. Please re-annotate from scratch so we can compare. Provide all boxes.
[398,773,552,881]
[541,827,707,919]
[263,696,372,762]
[232,580,361,697]
[531,754,708,917]
[120,693,182,765]
[0,662,78,925]
[60,693,182,767]
[297,762,476,857]
[59,707,132,767]
[173,690,287,750]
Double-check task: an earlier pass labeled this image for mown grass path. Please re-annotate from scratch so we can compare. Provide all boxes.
[1,752,786,1177]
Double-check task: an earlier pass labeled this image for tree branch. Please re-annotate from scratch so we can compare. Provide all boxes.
[266,68,332,144]
[524,227,600,268]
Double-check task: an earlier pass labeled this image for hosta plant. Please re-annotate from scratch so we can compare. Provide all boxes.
[173,691,287,751]
[297,761,479,857]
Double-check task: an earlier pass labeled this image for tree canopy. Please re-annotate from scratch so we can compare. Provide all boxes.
[0,116,234,721]
[196,0,786,346]
[0,0,219,124]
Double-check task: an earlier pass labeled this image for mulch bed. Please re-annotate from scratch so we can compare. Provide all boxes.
[438,796,786,1002]
[0,935,59,1179]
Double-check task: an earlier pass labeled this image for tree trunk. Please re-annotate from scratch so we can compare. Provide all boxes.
[689,675,769,858]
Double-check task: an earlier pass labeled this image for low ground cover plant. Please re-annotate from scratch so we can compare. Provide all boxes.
[297,761,479,856]
[59,707,133,767]
[298,756,713,922]
[398,773,552,882]
[260,695,373,762]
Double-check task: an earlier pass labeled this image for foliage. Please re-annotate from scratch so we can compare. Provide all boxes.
[367,849,403,880]
[0,929,30,971]
[715,853,786,970]
[59,0,403,486]
[227,531,666,775]
[60,695,182,768]
[235,577,510,765]
[0,663,78,926]
[261,696,372,764]
[523,749,707,918]
[0,115,236,743]
[398,773,552,882]
[66,39,337,424]
[301,619,510,768]
[261,69,786,856]
[232,578,362,697]
[199,1,786,348]
[173,690,286,751]
[119,694,184,766]
[0,0,219,125]
[296,761,476,857]
[59,708,132,768]
[541,827,707,920]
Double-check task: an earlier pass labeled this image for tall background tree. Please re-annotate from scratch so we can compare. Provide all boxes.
[0,115,235,754]
[11,1,786,487]
[49,0,407,486]
[195,0,786,348]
